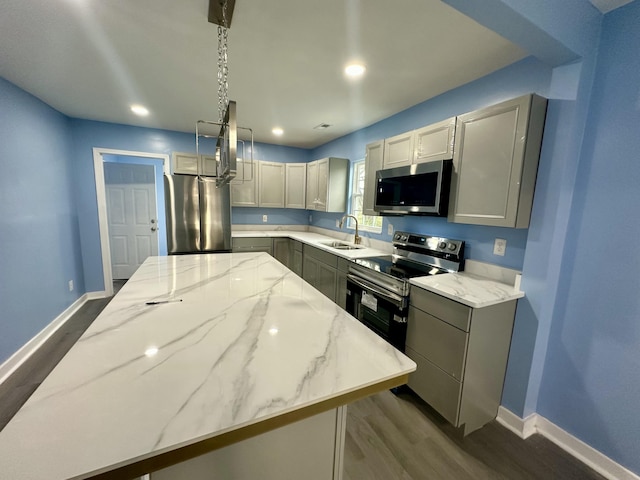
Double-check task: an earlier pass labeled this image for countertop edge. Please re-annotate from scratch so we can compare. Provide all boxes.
[84,373,411,480]
[410,273,525,308]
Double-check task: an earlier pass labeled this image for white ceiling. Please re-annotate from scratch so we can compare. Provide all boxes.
[0,0,627,149]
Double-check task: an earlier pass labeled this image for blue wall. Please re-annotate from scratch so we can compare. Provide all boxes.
[0,78,84,363]
[537,1,640,473]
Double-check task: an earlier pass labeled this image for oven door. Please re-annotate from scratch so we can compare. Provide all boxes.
[346,274,408,351]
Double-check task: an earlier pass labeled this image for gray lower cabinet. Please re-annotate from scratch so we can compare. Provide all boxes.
[335,258,351,310]
[231,237,273,255]
[272,238,291,268]
[302,245,338,302]
[291,240,303,277]
[406,286,516,435]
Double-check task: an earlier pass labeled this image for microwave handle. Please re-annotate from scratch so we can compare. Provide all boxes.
[347,274,405,308]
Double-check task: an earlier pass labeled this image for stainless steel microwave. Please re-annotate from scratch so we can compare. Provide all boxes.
[374,160,452,216]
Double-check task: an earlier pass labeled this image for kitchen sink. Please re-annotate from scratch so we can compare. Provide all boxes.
[319,240,365,250]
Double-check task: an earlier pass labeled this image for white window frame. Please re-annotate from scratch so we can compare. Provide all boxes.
[348,160,383,234]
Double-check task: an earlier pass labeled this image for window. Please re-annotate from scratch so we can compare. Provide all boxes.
[349,160,383,233]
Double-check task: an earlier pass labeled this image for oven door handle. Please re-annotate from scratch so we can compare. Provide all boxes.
[347,274,405,308]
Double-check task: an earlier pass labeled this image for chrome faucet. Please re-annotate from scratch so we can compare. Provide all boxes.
[339,214,361,245]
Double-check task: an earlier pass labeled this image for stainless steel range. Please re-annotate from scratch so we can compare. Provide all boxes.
[345,231,464,351]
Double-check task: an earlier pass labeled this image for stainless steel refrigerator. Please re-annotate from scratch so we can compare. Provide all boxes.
[164,174,232,254]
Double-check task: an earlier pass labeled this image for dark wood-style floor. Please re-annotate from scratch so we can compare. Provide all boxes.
[0,284,605,480]
[344,390,605,480]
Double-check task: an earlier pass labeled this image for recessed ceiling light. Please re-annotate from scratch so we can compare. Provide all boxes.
[130,104,149,116]
[272,127,284,136]
[345,63,366,78]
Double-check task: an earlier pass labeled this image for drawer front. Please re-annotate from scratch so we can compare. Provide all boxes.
[407,307,468,379]
[303,245,338,268]
[409,286,471,331]
[292,240,303,252]
[232,237,273,253]
[406,346,462,426]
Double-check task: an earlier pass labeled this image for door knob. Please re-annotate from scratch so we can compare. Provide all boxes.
[151,226,157,232]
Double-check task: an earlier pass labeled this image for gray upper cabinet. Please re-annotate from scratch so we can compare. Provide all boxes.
[382,132,414,169]
[448,94,547,228]
[380,117,455,170]
[413,117,456,164]
[305,157,349,212]
[231,158,259,207]
[171,152,218,176]
[363,140,383,217]
[171,152,199,175]
[200,155,218,176]
[285,163,307,209]
[305,161,319,210]
[259,161,285,208]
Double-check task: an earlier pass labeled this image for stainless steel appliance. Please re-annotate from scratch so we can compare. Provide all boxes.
[374,160,452,216]
[346,231,464,351]
[164,174,232,254]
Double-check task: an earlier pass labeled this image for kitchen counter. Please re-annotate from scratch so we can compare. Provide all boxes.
[410,271,524,308]
[232,230,388,259]
[0,253,415,479]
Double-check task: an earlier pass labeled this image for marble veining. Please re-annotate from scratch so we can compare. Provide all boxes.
[410,271,525,308]
[0,253,414,479]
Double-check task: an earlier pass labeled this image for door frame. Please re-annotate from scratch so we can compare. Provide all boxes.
[93,148,170,296]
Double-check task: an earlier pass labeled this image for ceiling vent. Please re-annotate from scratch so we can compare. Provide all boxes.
[313,123,332,130]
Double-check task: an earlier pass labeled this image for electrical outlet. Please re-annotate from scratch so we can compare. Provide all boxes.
[387,223,393,236]
[309,214,313,223]
[68,280,74,292]
[336,219,340,228]
[493,238,507,256]
[262,214,268,223]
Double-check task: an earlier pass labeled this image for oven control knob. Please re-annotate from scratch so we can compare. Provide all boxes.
[438,242,447,249]
[447,243,457,251]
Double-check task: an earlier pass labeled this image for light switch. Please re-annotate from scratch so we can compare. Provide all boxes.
[262,214,268,223]
[387,223,393,236]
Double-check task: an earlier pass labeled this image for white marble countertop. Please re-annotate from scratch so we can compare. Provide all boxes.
[410,272,525,308]
[232,230,388,259]
[0,254,415,479]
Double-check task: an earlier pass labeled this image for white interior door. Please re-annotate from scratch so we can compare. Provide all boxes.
[105,163,158,279]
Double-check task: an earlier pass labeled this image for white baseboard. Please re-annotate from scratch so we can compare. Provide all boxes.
[497,407,639,480]
[0,291,108,385]
[496,405,537,438]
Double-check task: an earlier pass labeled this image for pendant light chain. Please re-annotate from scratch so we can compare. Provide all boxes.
[217,0,229,122]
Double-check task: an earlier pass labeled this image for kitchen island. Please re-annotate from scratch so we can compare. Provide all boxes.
[0,253,415,479]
